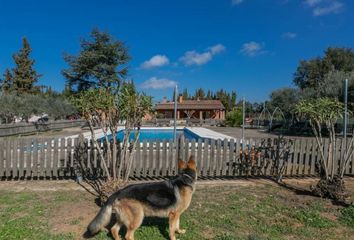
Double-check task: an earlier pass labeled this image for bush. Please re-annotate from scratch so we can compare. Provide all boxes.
[0,93,77,122]
[45,96,76,120]
[225,108,243,127]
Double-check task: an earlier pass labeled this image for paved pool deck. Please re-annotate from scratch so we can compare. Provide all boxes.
[186,127,234,140]
[206,126,315,140]
[206,126,274,139]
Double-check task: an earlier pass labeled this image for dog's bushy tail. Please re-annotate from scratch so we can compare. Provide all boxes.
[87,204,112,235]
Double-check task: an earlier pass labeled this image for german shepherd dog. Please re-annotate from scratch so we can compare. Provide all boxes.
[87,156,197,240]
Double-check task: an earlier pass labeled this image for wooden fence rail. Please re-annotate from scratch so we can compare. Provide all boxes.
[0,120,86,137]
[0,137,354,180]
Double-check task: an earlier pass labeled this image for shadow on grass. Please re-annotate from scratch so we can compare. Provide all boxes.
[141,217,169,238]
[275,180,314,196]
[83,216,169,239]
[273,178,353,207]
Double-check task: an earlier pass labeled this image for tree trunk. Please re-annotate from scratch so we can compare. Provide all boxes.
[87,119,111,181]
[124,131,140,182]
[311,176,347,201]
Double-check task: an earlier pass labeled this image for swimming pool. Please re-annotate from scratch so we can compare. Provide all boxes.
[112,128,202,142]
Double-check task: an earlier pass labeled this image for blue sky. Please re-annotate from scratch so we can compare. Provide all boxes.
[0,0,353,102]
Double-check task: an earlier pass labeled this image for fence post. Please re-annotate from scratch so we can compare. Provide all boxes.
[155,140,160,177]
[0,140,3,178]
[210,139,215,177]
[228,139,235,176]
[135,141,141,178]
[168,139,174,176]
[202,138,209,177]
[184,138,189,163]
[303,139,311,175]
[179,136,185,162]
[216,139,221,176]
[142,140,148,178]
[162,140,167,177]
[197,139,202,176]
[148,139,154,177]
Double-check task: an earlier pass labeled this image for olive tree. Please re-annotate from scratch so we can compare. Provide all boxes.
[44,96,76,120]
[0,93,19,123]
[73,83,153,200]
[0,93,76,123]
[295,98,353,200]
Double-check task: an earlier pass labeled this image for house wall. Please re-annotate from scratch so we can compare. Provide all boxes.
[155,109,225,120]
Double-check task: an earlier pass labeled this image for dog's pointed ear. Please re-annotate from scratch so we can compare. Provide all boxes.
[178,159,187,170]
[187,155,196,171]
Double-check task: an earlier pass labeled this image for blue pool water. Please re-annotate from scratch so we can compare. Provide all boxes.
[112,128,202,142]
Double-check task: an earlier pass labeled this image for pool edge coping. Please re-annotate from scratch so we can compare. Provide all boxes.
[65,126,235,141]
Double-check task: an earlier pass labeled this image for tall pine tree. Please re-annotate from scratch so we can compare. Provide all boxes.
[12,38,41,94]
[182,88,189,100]
[194,88,205,99]
[206,90,212,99]
[0,69,14,93]
[63,28,130,93]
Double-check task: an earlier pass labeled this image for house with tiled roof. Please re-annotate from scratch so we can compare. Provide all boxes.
[155,95,225,120]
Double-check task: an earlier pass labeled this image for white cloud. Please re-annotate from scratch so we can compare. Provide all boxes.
[179,51,212,66]
[179,44,225,66]
[313,1,343,16]
[304,0,344,16]
[140,55,169,69]
[240,41,266,57]
[304,0,322,6]
[209,44,226,54]
[231,0,244,6]
[282,32,297,39]
[140,77,177,89]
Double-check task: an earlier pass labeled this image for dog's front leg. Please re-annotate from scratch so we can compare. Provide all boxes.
[175,213,186,234]
[168,211,178,240]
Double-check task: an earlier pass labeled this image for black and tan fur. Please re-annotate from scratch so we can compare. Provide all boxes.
[87,156,197,240]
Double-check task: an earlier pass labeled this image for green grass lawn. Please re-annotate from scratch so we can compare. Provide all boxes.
[0,181,354,240]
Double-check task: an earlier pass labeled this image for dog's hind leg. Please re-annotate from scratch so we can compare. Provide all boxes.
[124,209,143,240]
[110,222,122,240]
[118,200,144,240]
[125,228,136,240]
[111,205,124,240]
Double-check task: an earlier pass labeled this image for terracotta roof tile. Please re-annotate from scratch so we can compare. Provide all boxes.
[155,100,225,110]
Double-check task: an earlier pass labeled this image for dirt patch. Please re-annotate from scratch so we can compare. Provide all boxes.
[201,227,216,239]
[0,180,86,192]
[48,193,99,239]
[320,212,338,221]
[276,188,320,207]
[0,179,263,192]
